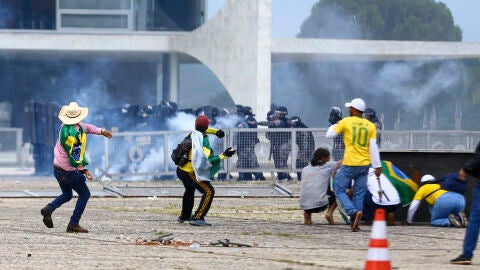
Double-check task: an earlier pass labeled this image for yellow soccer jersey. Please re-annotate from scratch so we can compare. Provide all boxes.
[333,116,376,166]
[413,183,447,206]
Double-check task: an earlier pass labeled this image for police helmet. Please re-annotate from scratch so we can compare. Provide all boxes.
[267,110,275,121]
[243,106,254,116]
[364,108,378,122]
[328,107,343,125]
[275,106,288,115]
[121,103,130,114]
[290,116,301,126]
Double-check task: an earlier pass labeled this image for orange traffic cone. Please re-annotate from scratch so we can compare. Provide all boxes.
[364,208,392,270]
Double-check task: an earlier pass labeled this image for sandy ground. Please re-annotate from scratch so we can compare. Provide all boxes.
[0,178,475,270]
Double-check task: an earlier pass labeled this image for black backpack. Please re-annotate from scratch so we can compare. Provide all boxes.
[171,134,192,166]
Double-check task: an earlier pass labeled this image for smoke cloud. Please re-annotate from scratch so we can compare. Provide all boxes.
[271,3,467,130]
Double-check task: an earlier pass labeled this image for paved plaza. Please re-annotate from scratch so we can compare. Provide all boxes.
[0,177,476,270]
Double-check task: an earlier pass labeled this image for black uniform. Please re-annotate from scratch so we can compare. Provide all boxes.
[329,107,345,161]
[236,107,265,180]
[263,107,292,181]
[290,117,315,180]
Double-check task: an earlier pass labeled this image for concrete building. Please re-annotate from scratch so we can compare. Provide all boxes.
[2,0,480,123]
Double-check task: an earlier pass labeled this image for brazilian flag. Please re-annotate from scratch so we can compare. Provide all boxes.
[381,160,418,207]
[60,125,88,168]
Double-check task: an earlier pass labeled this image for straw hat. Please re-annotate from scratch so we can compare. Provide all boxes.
[58,102,88,125]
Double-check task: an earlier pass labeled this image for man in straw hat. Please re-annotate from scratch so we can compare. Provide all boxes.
[40,102,112,233]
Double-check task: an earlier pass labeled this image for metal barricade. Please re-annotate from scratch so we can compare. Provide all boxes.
[0,128,24,167]
[380,130,479,152]
[13,128,480,181]
[96,128,330,181]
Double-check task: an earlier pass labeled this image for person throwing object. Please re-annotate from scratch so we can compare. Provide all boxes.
[40,102,112,233]
[326,98,381,232]
[176,115,235,226]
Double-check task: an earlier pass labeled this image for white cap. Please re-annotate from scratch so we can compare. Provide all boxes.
[420,174,435,182]
[345,98,366,112]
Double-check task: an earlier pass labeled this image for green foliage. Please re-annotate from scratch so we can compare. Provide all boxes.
[299,0,462,41]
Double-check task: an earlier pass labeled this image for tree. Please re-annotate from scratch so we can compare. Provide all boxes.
[298,0,462,41]
[272,0,469,129]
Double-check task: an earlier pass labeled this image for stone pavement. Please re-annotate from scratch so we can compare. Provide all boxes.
[0,178,475,269]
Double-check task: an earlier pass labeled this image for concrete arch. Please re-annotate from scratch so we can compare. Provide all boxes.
[171,0,272,118]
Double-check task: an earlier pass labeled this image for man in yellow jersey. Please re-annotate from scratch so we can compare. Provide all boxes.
[176,115,236,226]
[326,98,381,232]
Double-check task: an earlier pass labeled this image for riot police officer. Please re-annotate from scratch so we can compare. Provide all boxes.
[290,116,315,180]
[260,106,292,181]
[236,106,266,181]
[364,108,382,147]
[329,107,345,161]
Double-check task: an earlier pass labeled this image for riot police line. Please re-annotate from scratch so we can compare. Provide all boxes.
[22,100,317,178]
[21,100,472,180]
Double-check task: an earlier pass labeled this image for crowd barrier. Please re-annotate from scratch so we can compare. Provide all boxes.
[4,128,480,180]
[91,129,480,181]
[0,128,25,167]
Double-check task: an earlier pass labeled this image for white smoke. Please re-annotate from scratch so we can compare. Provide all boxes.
[373,60,464,110]
[272,2,467,130]
[166,112,196,131]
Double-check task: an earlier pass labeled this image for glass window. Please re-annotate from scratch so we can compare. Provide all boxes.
[59,0,131,10]
[61,14,128,28]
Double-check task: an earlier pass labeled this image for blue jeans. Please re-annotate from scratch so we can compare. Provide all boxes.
[48,168,91,225]
[463,183,480,259]
[430,192,465,227]
[334,165,369,216]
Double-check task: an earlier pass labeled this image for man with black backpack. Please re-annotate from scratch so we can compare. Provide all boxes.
[175,115,235,226]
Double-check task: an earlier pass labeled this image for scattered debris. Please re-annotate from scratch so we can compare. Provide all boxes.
[132,234,257,248]
[133,233,200,247]
[151,233,174,244]
[209,239,252,247]
[189,243,200,249]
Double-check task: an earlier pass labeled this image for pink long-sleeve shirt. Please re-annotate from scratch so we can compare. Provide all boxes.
[53,122,102,171]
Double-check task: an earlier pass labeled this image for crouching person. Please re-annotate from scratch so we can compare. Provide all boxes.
[299,148,341,225]
[363,167,401,226]
[407,174,466,227]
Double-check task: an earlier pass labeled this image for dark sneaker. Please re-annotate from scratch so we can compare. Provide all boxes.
[449,214,462,228]
[40,206,53,228]
[66,224,89,233]
[351,211,362,232]
[177,216,190,223]
[189,218,212,226]
[450,255,471,265]
[459,212,469,228]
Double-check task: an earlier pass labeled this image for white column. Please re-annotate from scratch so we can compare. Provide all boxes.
[156,62,163,105]
[157,54,179,104]
[165,53,179,103]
